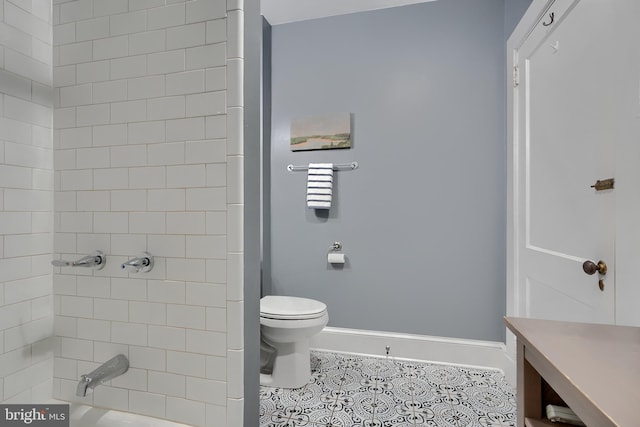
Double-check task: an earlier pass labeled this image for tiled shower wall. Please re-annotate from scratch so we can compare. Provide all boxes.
[51,0,244,425]
[0,0,55,404]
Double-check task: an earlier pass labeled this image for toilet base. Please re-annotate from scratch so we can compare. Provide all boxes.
[259,338,312,389]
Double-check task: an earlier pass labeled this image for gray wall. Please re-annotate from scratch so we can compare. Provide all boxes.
[269,0,526,343]
[505,0,534,39]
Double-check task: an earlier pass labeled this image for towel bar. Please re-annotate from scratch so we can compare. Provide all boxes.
[287,162,358,172]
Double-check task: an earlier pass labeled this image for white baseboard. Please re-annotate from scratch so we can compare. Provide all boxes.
[310,326,516,386]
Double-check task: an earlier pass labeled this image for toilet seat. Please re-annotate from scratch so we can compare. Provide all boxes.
[260,296,327,320]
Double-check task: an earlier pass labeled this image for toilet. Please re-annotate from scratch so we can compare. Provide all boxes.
[260,295,329,389]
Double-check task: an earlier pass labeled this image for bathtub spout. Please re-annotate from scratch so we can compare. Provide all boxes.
[76,354,129,397]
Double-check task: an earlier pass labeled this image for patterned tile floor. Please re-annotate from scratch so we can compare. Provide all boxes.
[260,351,516,427]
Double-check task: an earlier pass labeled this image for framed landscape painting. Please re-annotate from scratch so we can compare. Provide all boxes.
[290,113,352,151]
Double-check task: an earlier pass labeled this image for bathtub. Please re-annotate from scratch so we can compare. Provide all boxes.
[49,400,192,427]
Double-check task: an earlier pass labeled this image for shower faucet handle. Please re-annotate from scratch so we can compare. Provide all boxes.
[121,252,154,273]
[51,251,106,270]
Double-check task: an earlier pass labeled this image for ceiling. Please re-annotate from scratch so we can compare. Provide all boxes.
[261,0,438,25]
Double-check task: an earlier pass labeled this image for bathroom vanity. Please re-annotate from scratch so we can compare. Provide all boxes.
[505,317,640,427]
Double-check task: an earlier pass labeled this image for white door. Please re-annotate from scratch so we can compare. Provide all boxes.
[514,0,617,323]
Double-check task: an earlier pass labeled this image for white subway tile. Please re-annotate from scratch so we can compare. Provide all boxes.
[166,212,205,235]
[55,315,77,338]
[227,301,243,350]
[186,91,225,117]
[129,212,165,234]
[59,41,93,66]
[186,235,226,259]
[54,23,76,46]
[227,156,242,203]
[227,107,243,156]
[93,123,128,146]
[110,145,147,167]
[167,258,205,282]
[111,321,147,345]
[166,351,205,378]
[128,75,165,100]
[206,260,226,286]
[206,307,227,331]
[205,67,225,92]
[147,96,185,121]
[167,23,205,50]
[206,163,226,187]
[60,126,91,148]
[166,117,204,142]
[0,300,31,330]
[110,100,147,124]
[129,0,165,12]
[187,377,226,405]
[4,95,51,127]
[54,107,76,129]
[4,359,53,400]
[93,212,129,233]
[148,50,185,75]
[129,391,166,418]
[185,139,226,164]
[111,189,147,211]
[110,10,147,36]
[110,234,146,254]
[148,235,185,258]
[60,84,91,107]
[5,49,52,85]
[77,318,110,341]
[186,43,225,70]
[207,355,227,381]
[53,65,76,87]
[94,167,129,190]
[4,3,50,43]
[166,397,205,427]
[76,146,110,169]
[1,20,33,55]
[93,35,129,61]
[186,188,226,211]
[130,301,166,325]
[148,325,185,351]
[5,142,51,169]
[205,114,226,139]
[147,189,185,211]
[93,386,129,411]
[4,188,52,212]
[93,80,128,104]
[147,280,185,304]
[111,277,147,300]
[226,253,242,301]
[55,357,78,380]
[226,350,242,399]
[206,19,226,45]
[76,60,110,84]
[111,55,147,80]
[76,16,109,41]
[60,0,92,22]
[227,58,242,107]
[60,337,93,361]
[186,0,225,23]
[4,276,50,305]
[61,169,92,191]
[94,298,128,321]
[76,275,111,298]
[129,346,166,371]
[54,233,77,255]
[167,304,205,329]
[148,371,185,398]
[227,204,242,252]
[93,0,128,17]
[4,233,52,257]
[147,142,184,166]
[0,165,31,190]
[187,329,225,356]
[227,10,243,59]
[129,30,166,55]
[147,3,185,30]
[166,70,204,96]
[77,104,110,126]
[206,404,226,427]
[111,367,147,391]
[167,164,205,188]
[129,166,165,189]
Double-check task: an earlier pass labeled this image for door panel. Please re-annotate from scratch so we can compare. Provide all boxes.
[517,0,616,323]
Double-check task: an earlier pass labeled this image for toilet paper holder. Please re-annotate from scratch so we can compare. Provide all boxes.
[330,242,342,251]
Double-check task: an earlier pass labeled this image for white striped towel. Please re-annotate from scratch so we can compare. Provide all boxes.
[307,163,334,209]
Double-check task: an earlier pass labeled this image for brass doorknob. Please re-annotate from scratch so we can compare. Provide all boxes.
[583,260,607,276]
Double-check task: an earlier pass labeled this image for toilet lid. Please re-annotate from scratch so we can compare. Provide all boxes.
[260,296,327,320]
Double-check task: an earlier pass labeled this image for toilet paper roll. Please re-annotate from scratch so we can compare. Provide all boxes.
[327,252,345,264]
